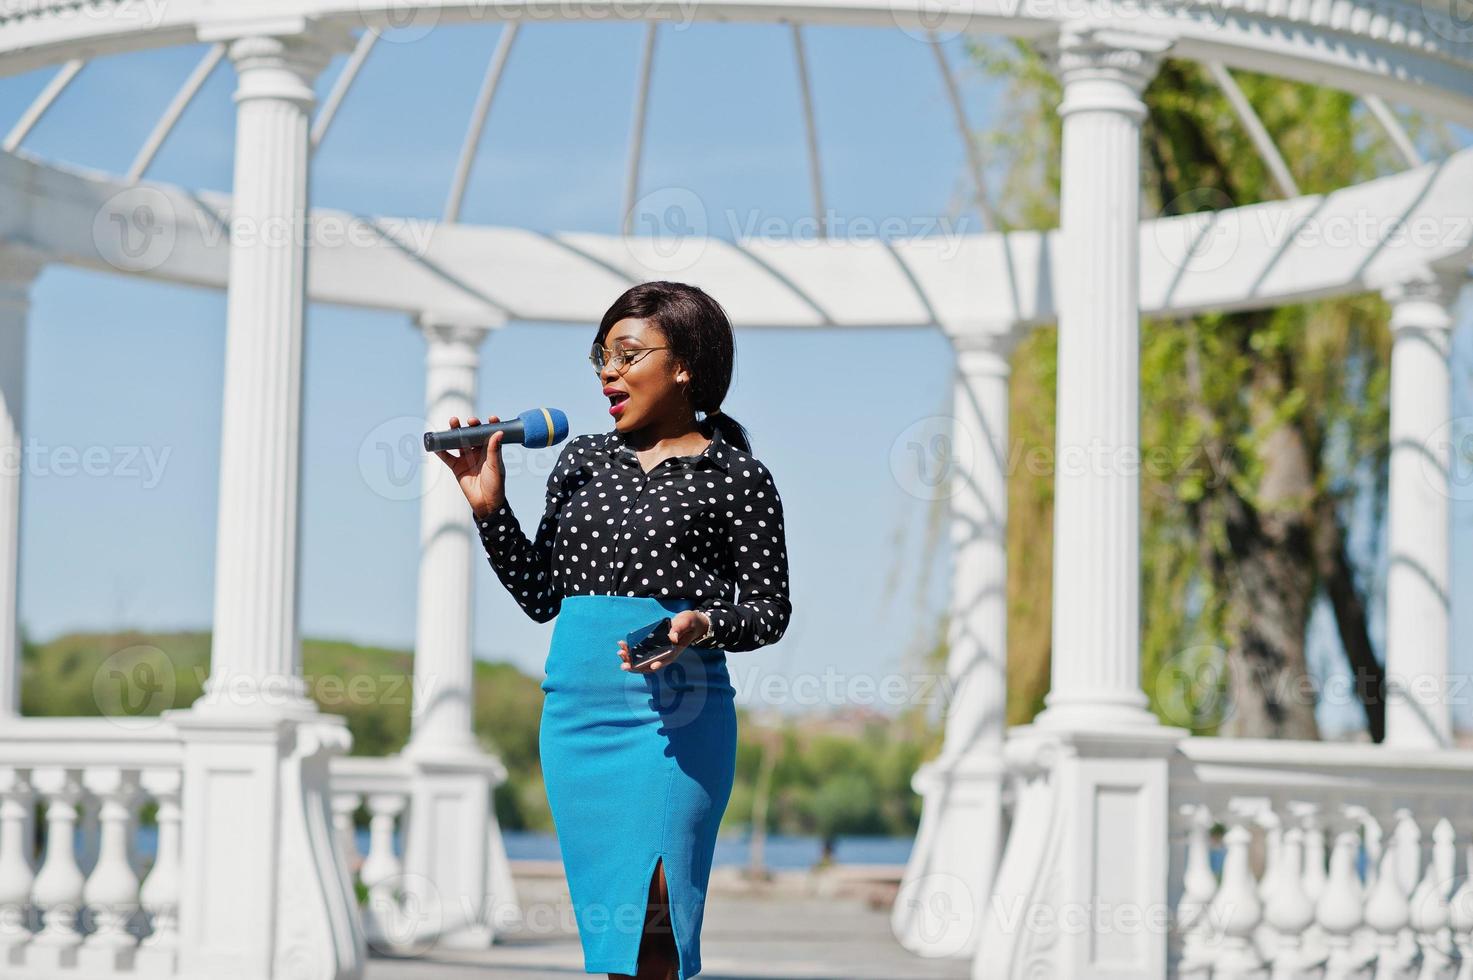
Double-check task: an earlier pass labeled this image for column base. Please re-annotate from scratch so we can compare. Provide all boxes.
[975,723,1187,980]
[1033,690,1160,731]
[893,747,1007,959]
[164,705,366,980]
[394,746,521,953]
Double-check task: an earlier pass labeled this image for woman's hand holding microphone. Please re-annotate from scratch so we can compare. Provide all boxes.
[431,415,507,519]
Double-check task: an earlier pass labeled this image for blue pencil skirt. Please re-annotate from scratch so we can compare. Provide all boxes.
[539,593,737,979]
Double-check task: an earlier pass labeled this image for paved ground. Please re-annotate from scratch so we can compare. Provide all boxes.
[364,870,972,979]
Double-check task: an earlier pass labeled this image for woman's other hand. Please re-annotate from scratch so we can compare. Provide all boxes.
[617,610,711,673]
[432,415,506,518]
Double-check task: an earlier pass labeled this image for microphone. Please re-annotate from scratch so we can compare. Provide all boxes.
[423,407,570,453]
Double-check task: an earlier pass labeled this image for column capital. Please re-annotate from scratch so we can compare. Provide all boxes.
[1379,264,1468,320]
[1041,24,1174,115]
[413,309,507,350]
[950,331,1014,378]
[200,17,355,102]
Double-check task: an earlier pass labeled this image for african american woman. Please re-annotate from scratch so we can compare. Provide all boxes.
[433,280,794,980]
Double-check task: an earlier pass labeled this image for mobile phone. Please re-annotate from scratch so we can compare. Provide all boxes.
[625,616,675,667]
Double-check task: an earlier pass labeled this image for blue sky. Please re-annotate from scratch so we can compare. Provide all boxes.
[5,21,1469,734]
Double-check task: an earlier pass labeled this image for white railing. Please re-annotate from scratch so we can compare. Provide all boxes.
[0,717,184,979]
[328,754,413,953]
[1168,737,1473,979]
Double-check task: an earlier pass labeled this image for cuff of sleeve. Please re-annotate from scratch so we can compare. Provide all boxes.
[474,501,516,539]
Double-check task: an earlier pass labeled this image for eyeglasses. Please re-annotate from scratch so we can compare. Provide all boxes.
[589,342,670,375]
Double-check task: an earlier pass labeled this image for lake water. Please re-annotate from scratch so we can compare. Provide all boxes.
[501,830,917,868]
[118,826,914,868]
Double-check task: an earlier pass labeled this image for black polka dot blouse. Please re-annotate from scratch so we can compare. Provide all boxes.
[474,419,792,653]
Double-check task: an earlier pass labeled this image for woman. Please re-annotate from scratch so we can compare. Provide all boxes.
[433,280,793,980]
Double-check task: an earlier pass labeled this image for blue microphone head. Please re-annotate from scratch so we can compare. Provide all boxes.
[518,407,569,448]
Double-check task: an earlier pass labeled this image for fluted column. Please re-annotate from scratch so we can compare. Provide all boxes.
[1036,24,1171,730]
[399,311,520,950]
[976,28,1185,978]
[165,20,366,980]
[0,248,43,719]
[1381,265,1465,748]
[405,312,500,757]
[198,27,337,714]
[893,336,1010,958]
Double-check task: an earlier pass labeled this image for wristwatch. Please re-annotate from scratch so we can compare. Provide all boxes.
[692,611,715,646]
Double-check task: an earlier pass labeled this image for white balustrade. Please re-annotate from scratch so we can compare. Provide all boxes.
[0,718,186,977]
[1168,738,1473,979]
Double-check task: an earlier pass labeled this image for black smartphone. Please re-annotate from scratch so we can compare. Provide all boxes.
[625,616,675,667]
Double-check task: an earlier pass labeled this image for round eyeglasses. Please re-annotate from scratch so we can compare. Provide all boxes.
[589,342,669,375]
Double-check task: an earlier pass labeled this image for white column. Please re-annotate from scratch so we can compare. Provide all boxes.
[0,248,43,719]
[893,337,1009,959]
[165,21,367,980]
[197,25,336,715]
[1036,24,1171,731]
[400,311,520,951]
[405,312,500,758]
[976,27,1185,980]
[1381,265,1465,748]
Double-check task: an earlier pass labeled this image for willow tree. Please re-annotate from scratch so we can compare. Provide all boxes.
[959,38,1456,739]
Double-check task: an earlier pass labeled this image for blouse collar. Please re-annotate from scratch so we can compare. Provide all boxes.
[600,418,732,474]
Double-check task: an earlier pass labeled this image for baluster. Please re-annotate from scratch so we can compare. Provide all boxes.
[26,767,84,969]
[136,769,181,975]
[1365,816,1415,980]
[332,791,362,882]
[78,768,141,969]
[1294,801,1331,968]
[1177,802,1219,979]
[1212,804,1268,979]
[1409,818,1456,980]
[360,792,407,948]
[1267,827,1321,978]
[1348,805,1384,966]
[1448,822,1473,980]
[1257,803,1288,963]
[0,768,35,966]
[1319,818,1373,980]
[1394,809,1425,970]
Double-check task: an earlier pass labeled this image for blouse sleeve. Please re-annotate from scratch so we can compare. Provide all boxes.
[692,459,793,653]
[474,436,583,624]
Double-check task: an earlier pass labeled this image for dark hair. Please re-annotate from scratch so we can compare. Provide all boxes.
[596,280,752,452]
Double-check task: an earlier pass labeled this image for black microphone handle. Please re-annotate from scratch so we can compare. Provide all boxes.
[423,417,526,453]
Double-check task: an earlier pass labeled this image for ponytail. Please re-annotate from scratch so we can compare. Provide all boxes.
[702,408,751,454]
